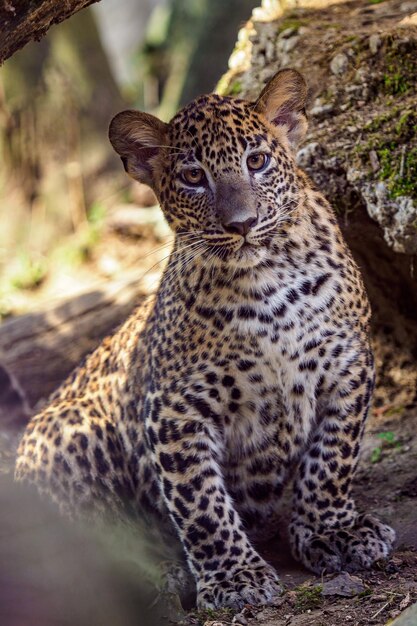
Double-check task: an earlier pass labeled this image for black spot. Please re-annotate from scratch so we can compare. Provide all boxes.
[94,445,110,475]
[299,359,318,372]
[304,338,320,352]
[312,273,332,295]
[196,305,215,319]
[237,305,257,320]
[163,478,173,500]
[286,288,299,304]
[341,442,352,459]
[300,280,312,295]
[146,426,158,450]
[160,452,175,473]
[332,344,343,358]
[195,514,219,534]
[237,360,255,372]
[258,312,273,324]
[292,383,305,395]
[323,480,338,497]
[174,452,191,473]
[177,484,194,502]
[174,497,190,519]
[206,372,218,385]
[185,394,214,419]
[198,496,209,511]
[187,524,208,543]
[214,540,227,555]
[273,303,287,317]
[78,434,89,450]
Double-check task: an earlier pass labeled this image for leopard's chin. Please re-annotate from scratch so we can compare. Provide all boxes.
[227,242,269,269]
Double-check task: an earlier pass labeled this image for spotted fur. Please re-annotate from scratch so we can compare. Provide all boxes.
[15,70,395,609]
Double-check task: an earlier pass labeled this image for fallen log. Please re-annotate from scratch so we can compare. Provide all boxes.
[0,275,150,428]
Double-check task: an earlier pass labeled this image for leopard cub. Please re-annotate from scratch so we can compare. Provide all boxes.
[16,69,395,609]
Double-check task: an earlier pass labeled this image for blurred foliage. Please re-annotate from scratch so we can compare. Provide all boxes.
[134,0,258,119]
[0,7,128,316]
[0,0,259,319]
[8,251,48,291]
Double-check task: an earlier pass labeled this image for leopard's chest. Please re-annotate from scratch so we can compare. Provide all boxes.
[215,293,332,461]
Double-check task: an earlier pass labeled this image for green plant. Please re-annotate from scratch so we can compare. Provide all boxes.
[371,431,402,464]
[227,80,242,96]
[191,606,234,625]
[377,146,417,199]
[87,200,107,225]
[383,72,410,95]
[9,252,48,290]
[294,584,323,612]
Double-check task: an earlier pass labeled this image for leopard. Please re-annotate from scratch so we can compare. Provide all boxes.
[15,69,395,610]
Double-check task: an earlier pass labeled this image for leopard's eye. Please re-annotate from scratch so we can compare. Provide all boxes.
[182,168,206,186]
[247,153,270,172]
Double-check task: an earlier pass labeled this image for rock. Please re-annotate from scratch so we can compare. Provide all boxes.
[297,142,323,168]
[309,101,334,118]
[321,572,366,597]
[330,52,349,75]
[369,33,382,54]
[362,184,417,254]
[400,0,417,10]
[280,26,298,39]
[354,66,368,83]
[276,32,300,61]
[346,167,364,183]
[281,35,299,53]
[369,150,380,172]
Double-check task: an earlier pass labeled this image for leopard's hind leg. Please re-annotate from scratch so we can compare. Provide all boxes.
[15,402,137,521]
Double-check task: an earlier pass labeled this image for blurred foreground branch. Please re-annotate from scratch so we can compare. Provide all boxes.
[0,0,101,64]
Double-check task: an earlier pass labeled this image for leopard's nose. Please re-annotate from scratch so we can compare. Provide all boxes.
[223,216,258,236]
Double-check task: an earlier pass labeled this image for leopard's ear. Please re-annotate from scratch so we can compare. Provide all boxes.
[254,69,308,149]
[109,110,168,187]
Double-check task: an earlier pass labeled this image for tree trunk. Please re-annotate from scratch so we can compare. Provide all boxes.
[0,0,100,64]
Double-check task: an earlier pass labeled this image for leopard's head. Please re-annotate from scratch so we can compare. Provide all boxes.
[109,69,308,269]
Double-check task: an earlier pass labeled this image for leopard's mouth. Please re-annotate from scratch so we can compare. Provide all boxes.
[199,236,269,269]
[239,241,254,251]
[227,240,269,268]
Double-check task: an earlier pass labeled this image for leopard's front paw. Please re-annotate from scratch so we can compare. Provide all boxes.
[197,563,282,609]
[290,514,395,574]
